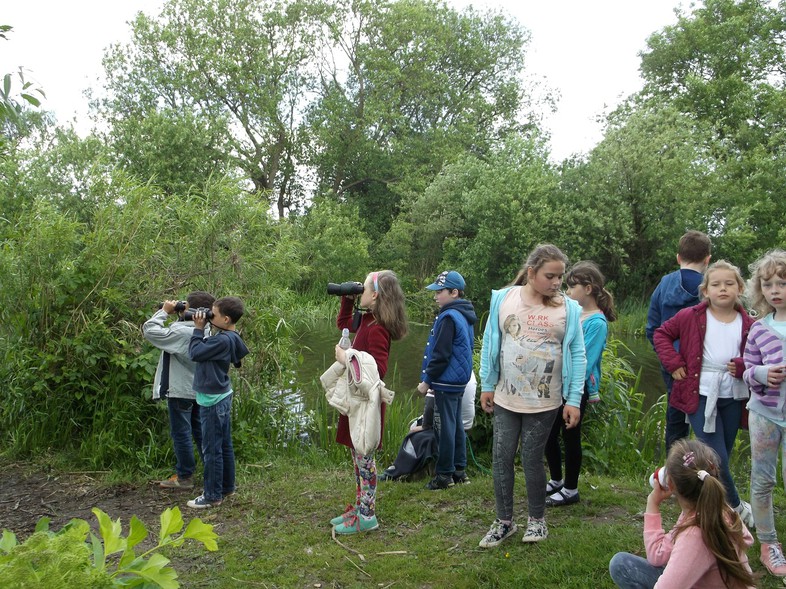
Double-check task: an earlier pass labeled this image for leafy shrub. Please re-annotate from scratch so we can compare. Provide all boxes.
[0,507,217,589]
[583,339,666,474]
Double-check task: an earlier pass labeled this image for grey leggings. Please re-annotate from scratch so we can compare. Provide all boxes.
[492,404,560,521]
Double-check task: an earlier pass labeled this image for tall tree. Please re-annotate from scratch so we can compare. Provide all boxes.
[305,0,531,233]
[640,0,786,152]
[96,0,328,216]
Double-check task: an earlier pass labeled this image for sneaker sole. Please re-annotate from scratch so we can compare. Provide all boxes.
[334,523,379,535]
[522,531,548,543]
[479,524,518,548]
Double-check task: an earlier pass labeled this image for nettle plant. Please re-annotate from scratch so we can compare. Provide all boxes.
[0,507,217,588]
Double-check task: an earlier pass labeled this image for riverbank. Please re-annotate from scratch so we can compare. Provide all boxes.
[2,459,783,588]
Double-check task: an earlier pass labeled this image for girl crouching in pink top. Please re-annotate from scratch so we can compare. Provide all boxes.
[609,438,755,588]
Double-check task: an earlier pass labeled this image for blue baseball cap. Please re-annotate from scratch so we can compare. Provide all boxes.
[426,270,465,291]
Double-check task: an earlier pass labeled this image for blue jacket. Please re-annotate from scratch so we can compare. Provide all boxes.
[189,329,249,395]
[421,299,477,394]
[645,268,702,345]
[582,313,608,402]
[479,287,586,408]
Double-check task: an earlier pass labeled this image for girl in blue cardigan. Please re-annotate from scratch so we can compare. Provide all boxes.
[544,261,616,506]
[478,244,586,548]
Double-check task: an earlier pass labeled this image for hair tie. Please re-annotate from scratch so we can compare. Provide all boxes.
[697,470,710,481]
[683,452,696,467]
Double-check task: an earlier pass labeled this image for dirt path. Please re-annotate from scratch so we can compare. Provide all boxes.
[0,463,190,537]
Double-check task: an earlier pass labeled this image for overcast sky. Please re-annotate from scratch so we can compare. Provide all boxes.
[1,0,683,161]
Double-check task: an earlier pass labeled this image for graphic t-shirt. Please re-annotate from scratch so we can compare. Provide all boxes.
[494,287,564,414]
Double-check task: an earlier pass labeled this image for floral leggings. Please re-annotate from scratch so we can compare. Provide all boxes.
[749,410,786,544]
[351,449,377,518]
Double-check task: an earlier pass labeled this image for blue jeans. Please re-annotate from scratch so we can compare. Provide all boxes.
[200,394,235,502]
[749,410,786,544]
[434,391,466,476]
[493,404,559,521]
[168,397,203,479]
[686,396,743,507]
[609,552,664,589]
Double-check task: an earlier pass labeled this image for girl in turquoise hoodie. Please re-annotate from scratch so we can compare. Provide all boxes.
[545,261,616,507]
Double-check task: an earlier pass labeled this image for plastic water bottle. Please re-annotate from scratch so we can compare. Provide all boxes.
[338,328,352,350]
[648,466,669,491]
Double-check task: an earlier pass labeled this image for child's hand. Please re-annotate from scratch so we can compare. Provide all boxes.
[193,309,207,329]
[646,485,673,513]
[480,391,495,414]
[563,405,581,429]
[727,360,736,375]
[334,344,347,366]
[417,381,430,395]
[766,365,786,388]
[162,299,178,314]
[671,367,686,381]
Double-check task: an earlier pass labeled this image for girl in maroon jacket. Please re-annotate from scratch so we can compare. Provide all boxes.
[654,260,755,527]
[330,270,408,535]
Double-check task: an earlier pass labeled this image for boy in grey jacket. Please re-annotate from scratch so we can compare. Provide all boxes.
[143,290,215,489]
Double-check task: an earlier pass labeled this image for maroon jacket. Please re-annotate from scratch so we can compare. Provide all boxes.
[653,301,754,414]
[335,296,391,450]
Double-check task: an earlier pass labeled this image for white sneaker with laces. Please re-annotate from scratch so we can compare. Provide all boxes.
[521,517,548,543]
[734,500,755,528]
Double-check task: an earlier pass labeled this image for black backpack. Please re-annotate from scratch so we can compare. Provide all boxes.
[379,428,437,481]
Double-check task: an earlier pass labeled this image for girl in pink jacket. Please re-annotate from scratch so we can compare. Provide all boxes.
[609,438,755,588]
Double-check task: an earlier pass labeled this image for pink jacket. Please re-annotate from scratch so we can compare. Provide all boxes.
[653,301,754,414]
[644,512,754,589]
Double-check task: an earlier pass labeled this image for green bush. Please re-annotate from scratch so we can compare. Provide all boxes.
[0,507,217,589]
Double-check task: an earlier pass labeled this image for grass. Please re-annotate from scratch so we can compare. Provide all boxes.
[161,456,786,589]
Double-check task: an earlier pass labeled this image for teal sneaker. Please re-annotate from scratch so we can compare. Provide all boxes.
[329,504,357,527]
[333,514,379,535]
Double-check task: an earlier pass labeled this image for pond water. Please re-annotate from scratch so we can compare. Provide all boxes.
[291,320,667,409]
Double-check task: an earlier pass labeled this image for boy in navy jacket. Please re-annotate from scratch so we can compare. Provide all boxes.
[418,270,477,490]
[186,296,249,509]
[645,230,711,453]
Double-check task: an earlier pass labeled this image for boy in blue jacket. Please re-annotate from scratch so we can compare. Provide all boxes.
[418,270,477,490]
[186,296,249,509]
[645,230,711,453]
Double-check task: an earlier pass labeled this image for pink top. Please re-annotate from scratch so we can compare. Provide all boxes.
[644,512,754,589]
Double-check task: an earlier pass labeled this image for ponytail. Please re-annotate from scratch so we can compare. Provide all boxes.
[565,261,617,322]
[668,440,756,588]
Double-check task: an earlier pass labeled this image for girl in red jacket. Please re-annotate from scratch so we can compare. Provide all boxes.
[653,260,754,526]
[330,270,408,535]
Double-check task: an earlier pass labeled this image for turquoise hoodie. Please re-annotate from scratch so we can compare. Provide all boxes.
[479,287,586,408]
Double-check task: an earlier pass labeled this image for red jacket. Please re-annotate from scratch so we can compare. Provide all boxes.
[653,301,754,414]
[335,296,391,450]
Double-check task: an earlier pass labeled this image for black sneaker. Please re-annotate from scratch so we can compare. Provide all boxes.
[452,470,470,484]
[425,474,455,490]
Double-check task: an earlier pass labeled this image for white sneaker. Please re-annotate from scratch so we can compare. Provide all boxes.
[478,519,517,548]
[521,517,548,543]
[734,500,755,529]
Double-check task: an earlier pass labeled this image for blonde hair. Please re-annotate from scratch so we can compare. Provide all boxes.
[667,439,757,588]
[699,260,745,310]
[367,270,408,340]
[746,250,786,317]
[510,244,568,307]
[566,260,617,322]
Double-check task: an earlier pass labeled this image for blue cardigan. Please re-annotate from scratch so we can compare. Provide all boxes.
[479,287,586,408]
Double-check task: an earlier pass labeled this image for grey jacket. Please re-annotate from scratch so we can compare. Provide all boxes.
[143,309,205,400]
